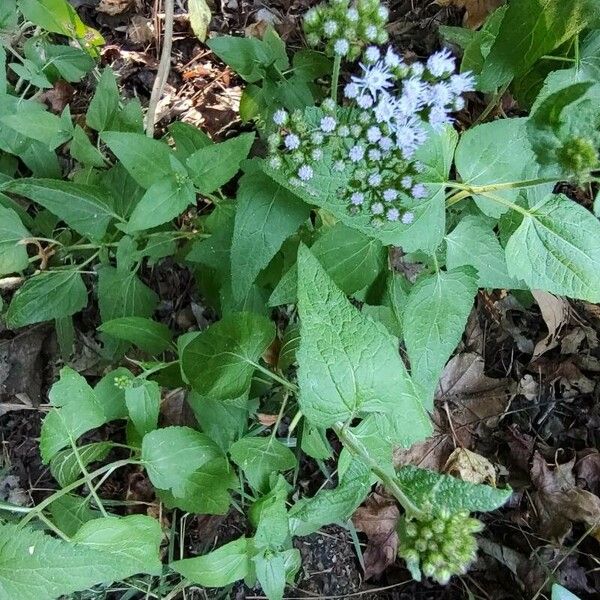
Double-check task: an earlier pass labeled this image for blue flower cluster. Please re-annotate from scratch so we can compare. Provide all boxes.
[267,46,475,227]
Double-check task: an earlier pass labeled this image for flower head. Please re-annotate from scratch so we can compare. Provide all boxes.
[349,144,365,162]
[298,164,314,181]
[402,211,415,224]
[320,115,337,132]
[284,133,301,151]
[427,48,455,77]
[334,38,350,55]
[273,109,288,126]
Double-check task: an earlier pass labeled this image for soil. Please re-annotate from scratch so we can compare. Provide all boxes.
[1,1,600,599]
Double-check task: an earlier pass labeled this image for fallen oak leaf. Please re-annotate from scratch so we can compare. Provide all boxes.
[435,0,505,28]
[530,452,600,544]
[352,492,399,579]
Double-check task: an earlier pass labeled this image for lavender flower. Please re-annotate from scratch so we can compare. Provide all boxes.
[411,183,427,199]
[284,133,300,151]
[387,207,400,221]
[350,191,364,205]
[427,48,455,77]
[273,109,288,126]
[320,116,337,132]
[334,38,350,55]
[298,164,314,181]
[371,201,384,214]
[402,211,415,224]
[349,145,365,162]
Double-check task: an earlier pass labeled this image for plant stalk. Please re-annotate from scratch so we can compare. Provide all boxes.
[146,0,175,137]
[333,422,425,518]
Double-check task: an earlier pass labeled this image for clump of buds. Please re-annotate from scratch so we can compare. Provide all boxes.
[397,505,484,584]
[303,0,389,60]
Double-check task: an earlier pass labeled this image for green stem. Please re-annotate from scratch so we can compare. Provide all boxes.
[540,55,576,63]
[445,189,471,207]
[250,362,299,392]
[331,54,342,103]
[445,176,558,194]
[574,33,580,69]
[0,500,33,513]
[20,459,138,527]
[333,422,424,518]
[68,437,109,517]
[474,82,509,125]
[38,513,72,541]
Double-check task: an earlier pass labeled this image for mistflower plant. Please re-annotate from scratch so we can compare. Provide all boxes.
[266,44,474,226]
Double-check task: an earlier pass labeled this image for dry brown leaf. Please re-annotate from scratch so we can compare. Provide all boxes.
[127,15,154,44]
[445,447,497,486]
[257,413,278,427]
[97,0,136,16]
[530,452,600,543]
[435,0,505,28]
[531,290,570,360]
[39,81,74,113]
[352,493,399,579]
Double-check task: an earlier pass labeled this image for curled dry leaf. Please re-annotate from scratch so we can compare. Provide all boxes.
[435,0,505,28]
[445,447,497,486]
[352,492,399,579]
[97,0,136,16]
[530,452,600,543]
[531,290,570,361]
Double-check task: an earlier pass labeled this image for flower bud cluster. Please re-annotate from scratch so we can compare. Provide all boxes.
[304,0,389,60]
[114,374,133,390]
[557,136,599,181]
[398,506,483,585]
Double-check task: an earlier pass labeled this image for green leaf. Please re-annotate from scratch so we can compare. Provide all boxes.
[230,436,296,493]
[296,245,431,445]
[454,118,539,218]
[48,495,101,537]
[34,44,95,83]
[170,122,211,160]
[0,516,160,600]
[269,224,386,306]
[6,271,87,329]
[101,132,180,189]
[189,0,211,41]
[97,267,158,321]
[180,312,275,399]
[0,206,30,276]
[97,266,158,356]
[141,426,221,496]
[127,176,196,232]
[231,170,309,301]
[552,584,582,600]
[3,179,117,240]
[159,457,237,515]
[505,193,600,301]
[207,36,271,82]
[98,317,173,354]
[186,132,255,194]
[289,461,372,536]
[403,268,478,405]
[187,392,248,452]
[39,367,106,463]
[254,552,286,600]
[70,125,106,167]
[171,537,251,587]
[94,367,131,422]
[0,0,17,31]
[17,0,104,49]
[396,466,512,513]
[125,380,160,437]
[72,515,162,574]
[445,215,522,289]
[2,108,72,149]
[479,0,597,90]
[50,442,111,487]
